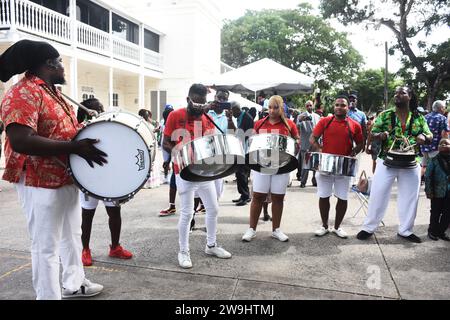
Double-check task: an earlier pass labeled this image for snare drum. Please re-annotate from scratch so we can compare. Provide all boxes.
[68,111,156,201]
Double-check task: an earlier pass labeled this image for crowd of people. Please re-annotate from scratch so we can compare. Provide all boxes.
[0,40,449,300]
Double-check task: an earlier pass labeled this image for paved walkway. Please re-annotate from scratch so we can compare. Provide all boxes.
[0,153,448,300]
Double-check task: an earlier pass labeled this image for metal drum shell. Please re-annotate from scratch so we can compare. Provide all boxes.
[246,133,298,174]
[383,150,418,169]
[306,152,358,177]
[175,134,245,182]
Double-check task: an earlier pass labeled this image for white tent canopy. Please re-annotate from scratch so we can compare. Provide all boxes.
[208,58,314,96]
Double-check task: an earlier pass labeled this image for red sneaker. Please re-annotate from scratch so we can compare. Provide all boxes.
[82,248,92,266]
[159,207,176,217]
[109,245,133,259]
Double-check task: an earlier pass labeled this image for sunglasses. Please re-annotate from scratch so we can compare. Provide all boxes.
[189,98,207,108]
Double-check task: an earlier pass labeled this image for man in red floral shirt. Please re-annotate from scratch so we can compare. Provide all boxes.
[0,40,107,299]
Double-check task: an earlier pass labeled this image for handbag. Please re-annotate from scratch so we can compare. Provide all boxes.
[357,170,369,193]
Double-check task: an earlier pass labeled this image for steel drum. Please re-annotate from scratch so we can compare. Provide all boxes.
[246,133,298,174]
[383,137,418,169]
[304,152,357,177]
[174,133,245,182]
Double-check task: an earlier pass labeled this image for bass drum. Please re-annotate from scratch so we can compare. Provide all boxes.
[174,133,245,182]
[68,111,156,202]
[246,133,298,174]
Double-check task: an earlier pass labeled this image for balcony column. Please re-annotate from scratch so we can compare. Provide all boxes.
[70,56,78,100]
[10,0,16,32]
[109,67,114,110]
[69,0,77,46]
[138,23,145,108]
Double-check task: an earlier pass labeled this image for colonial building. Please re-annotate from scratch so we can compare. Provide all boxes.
[0,0,224,119]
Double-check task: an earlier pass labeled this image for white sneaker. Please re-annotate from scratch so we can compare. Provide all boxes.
[272,228,289,242]
[178,251,192,269]
[242,228,256,242]
[314,226,329,237]
[62,278,103,299]
[205,244,232,259]
[332,227,348,239]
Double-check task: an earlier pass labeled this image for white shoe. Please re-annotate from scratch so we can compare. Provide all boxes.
[272,228,289,242]
[205,244,232,259]
[242,228,256,242]
[332,227,348,239]
[178,251,192,269]
[314,226,329,237]
[62,279,103,299]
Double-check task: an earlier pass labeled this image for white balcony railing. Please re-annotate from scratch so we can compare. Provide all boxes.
[144,48,163,71]
[77,22,110,54]
[4,0,71,43]
[0,0,163,71]
[0,0,12,27]
[113,36,140,65]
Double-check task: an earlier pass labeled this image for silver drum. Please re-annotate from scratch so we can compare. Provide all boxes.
[246,133,298,174]
[305,152,357,177]
[174,133,245,182]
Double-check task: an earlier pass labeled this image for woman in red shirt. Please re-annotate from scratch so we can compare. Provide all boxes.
[242,95,300,242]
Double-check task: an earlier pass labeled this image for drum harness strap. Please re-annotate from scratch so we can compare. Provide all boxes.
[256,115,292,137]
[203,111,225,134]
[385,111,419,152]
[323,116,355,148]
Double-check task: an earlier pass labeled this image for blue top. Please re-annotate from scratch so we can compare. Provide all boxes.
[425,154,450,198]
[207,110,228,133]
[348,108,367,127]
[421,112,450,153]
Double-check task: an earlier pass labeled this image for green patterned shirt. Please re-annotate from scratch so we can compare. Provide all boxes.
[371,108,432,162]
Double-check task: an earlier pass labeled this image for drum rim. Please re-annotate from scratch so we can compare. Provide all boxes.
[68,115,155,201]
[176,133,245,182]
[246,155,298,174]
[245,133,297,174]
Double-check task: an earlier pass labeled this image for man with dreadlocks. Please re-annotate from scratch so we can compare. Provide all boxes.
[357,86,433,243]
[0,40,106,299]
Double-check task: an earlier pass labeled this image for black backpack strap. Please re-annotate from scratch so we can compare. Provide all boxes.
[256,115,269,132]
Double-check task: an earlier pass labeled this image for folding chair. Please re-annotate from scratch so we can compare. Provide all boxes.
[351,181,385,227]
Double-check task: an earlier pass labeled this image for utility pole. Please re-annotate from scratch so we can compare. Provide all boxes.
[384,41,388,110]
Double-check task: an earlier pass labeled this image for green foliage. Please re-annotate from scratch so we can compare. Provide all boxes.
[347,69,402,113]
[319,0,450,108]
[221,6,363,88]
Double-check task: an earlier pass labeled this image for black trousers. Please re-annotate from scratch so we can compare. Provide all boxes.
[236,165,250,200]
[429,191,450,236]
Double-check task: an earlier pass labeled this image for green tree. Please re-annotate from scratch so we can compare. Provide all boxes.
[320,0,450,109]
[221,5,363,89]
[348,69,402,113]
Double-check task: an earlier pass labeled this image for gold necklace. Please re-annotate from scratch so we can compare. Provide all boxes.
[41,85,77,128]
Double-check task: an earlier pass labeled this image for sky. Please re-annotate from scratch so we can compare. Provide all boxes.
[219,0,449,73]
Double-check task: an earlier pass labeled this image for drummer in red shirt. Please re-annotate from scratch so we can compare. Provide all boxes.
[242,95,300,243]
[309,95,364,239]
[163,83,232,269]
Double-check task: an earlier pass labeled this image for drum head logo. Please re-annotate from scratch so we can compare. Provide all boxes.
[135,149,146,171]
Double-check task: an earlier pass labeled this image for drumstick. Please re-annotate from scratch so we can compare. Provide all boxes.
[60,92,99,118]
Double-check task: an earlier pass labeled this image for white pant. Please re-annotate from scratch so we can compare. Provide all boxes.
[362,160,421,236]
[316,173,351,200]
[15,177,85,300]
[79,192,117,209]
[176,175,219,252]
[214,178,223,200]
[251,170,290,194]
